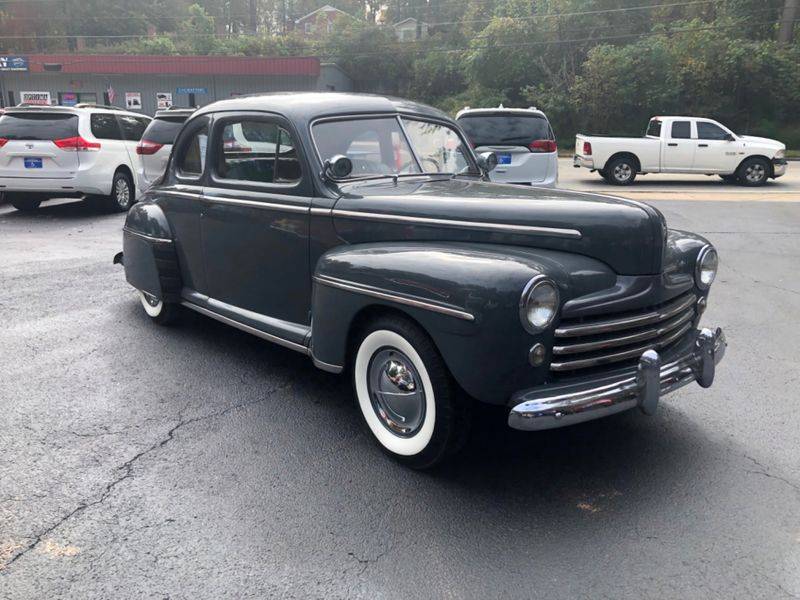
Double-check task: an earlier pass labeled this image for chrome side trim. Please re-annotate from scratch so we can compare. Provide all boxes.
[311,354,344,374]
[203,194,309,214]
[555,293,696,338]
[314,275,475,322]
[331,209,582,240]
[122,227,172,244]
[160,189,202,200]
[550,320,693,371]
[180,301,311,355]
[310,207,332,216]
[553,307,695,355]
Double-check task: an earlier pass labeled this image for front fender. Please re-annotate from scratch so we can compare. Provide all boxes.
[121,201,181,302]
[311,242,615,404]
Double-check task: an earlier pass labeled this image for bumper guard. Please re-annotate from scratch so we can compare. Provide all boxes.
[508,327,726,431]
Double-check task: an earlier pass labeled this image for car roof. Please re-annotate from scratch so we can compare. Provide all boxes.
[191,92,452,125]
[456,106,548,119]
[3,104,149,119]
[153,108,196,120]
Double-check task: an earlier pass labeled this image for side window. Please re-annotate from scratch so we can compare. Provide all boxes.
[697,122,728,140]
[646,119,662,137]
[118,115,148,141]
[275,127,302,184]
[177,125,208,177]
[91,113,122,140]
[671,121,691,139]
[217,119,302,185]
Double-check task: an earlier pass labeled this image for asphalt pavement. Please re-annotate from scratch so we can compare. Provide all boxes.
[1,186,799,598]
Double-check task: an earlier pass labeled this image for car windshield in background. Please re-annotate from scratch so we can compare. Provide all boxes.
[646,119,662,137]
[0,113,79,141]
[458,114,551,147]
[313,116,475,178]
[143,118,185,145]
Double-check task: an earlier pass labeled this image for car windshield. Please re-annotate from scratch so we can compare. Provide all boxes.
[313,116,477,178]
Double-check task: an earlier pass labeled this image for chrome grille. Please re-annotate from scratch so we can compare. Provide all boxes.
[551,292,697,372]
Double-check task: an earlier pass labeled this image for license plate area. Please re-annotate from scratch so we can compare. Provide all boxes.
[497,153,512,165]
[24,158,43,169]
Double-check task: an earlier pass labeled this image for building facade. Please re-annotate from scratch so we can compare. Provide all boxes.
[0,54,352,115]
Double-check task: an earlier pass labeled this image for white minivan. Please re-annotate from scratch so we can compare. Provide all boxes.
[456,106,559,187]
[135,108,195,195]
[0,104,150,211]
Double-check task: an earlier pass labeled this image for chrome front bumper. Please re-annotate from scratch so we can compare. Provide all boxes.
[508,327,726,431]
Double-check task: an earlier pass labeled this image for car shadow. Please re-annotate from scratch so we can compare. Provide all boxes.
[566,175,792,190]
[0,196,120,220]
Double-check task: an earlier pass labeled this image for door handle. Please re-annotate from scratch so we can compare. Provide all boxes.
[667,143,678,147]
[698,144,709,148]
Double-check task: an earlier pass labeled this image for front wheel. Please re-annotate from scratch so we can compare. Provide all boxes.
[352,316,470,469]
[605,157,637,185]
[736,157,770,186]
[139,291,179,325]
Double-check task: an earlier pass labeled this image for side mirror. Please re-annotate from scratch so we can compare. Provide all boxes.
[724,133,735,142]
[477,151,498,173]
[323,154,353,180]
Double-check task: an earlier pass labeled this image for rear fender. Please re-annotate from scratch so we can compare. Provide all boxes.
[311,242,615,404]
[122,202,181,302]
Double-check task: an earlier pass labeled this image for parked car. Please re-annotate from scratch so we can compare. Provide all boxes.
[136,108,196,195]
[116,93,726,469]
[574,116,787,186]
[456,105,558,187]
[0,104,151,211]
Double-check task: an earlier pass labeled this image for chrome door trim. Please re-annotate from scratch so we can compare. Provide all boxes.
[160,189,203,200]
[314,274,475,322]
[202,194,309,213]
[180,301,311,355]
[331,209,582,239]
[122,227,172,244]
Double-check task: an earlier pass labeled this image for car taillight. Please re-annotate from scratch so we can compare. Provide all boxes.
[53,136,101,152]
[583,141,592,155]
[0,138,8,148]
[529,139,557,153]
[136,140,163,155]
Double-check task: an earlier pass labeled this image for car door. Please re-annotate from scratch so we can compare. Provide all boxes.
[117,114,151,174]
[201,112,312,337]
[157,116,210,295]
[661,119,696,171]
[692,120,741,173]
[90,112,128,187]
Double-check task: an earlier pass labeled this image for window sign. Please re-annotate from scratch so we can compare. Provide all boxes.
[176,87,208,95]
[125,92,143,110]
[0,56,28,72]
[59,92,78,106]
[20,91,51,105]
[156,92,173,109]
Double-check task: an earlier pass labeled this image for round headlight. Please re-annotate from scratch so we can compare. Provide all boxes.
[696,245,718,289]
[520,277,559,333]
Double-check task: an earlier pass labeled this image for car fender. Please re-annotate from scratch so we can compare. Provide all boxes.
[121,201,181,302]
[311,242,616,404]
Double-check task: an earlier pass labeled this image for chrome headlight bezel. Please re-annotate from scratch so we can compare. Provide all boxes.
[695,245,718,290]
[519,276,560,334]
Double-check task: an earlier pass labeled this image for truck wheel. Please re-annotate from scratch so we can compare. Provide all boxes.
[352,315,470,469]
[719,174,739,183]
[606,157,637,185]
[736,157,770,186]
[108,171,134,212]
[139,291,179,325]
[9,194,42,212]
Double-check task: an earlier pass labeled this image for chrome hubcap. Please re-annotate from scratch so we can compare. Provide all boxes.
[614,163,632,181]
[115,178,130,207]
[142,292,160,307]
[745,164,765,183]
[367,348,425,437]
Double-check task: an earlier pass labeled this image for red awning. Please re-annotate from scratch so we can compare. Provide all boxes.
[26,54,320,77]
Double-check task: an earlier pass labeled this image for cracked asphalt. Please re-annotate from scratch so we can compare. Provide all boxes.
[1,196,799,599]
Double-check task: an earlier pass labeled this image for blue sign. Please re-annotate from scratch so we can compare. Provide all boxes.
[0,56,28,72]
[176,87,208,95]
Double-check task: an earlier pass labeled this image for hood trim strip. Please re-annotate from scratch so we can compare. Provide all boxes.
[332,209,582,239]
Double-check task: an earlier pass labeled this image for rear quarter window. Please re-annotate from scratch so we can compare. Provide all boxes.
[91,113,123,140]
[458,114,552,147]
[0,113,79,140]
[143,118,185,145]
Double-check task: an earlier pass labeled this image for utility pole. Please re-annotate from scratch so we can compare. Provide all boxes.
[778,0,798,44]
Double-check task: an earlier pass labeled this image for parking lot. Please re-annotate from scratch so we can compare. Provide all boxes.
[1,186,799,598]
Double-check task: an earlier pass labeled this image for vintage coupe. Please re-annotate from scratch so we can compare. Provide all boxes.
[117,93,726,469]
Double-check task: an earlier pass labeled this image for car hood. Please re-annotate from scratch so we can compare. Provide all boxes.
[738,135,785,150]
[332,178,667,275]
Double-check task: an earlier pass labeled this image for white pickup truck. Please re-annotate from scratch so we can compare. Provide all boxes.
[573,116,787,186]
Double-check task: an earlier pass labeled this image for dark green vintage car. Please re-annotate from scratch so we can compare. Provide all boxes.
[117,92,726,469]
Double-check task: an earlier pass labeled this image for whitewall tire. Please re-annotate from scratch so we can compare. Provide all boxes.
[139,291,178,325]
[352,316,470,469]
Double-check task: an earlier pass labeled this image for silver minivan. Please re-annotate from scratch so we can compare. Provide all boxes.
[135,108,195,195]
[456,106,558,187]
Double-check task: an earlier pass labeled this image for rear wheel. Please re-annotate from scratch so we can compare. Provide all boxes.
[8,193,43,212]
[108,171,134,212]
[352,315,470,469]
[736,157,770,186]
[605,157,637,185]
[139,291,179,325]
